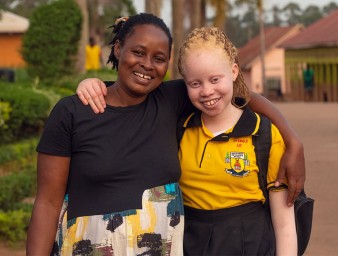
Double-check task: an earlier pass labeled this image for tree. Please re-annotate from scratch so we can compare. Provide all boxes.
[322,2,338,16]
[282,3,302,25]
[301,5,323,26]
[0,0,53,18]
[145,0,162,17]
[75,0,88,74]
[92,0,136,45]
[22,0,82,81]
[234,0,259,42]
[171,0,185,79]
[271,5,282,26]
[186,0,203,30]
[209,0,228,31]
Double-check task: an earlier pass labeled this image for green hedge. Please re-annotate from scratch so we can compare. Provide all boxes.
[0,140,37,245]
[0,166,36,211]
[0,84,50,143]
[0,210,31,245]
[0,138,38,165]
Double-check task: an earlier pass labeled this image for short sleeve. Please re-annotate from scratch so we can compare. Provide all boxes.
[36,96,76,156]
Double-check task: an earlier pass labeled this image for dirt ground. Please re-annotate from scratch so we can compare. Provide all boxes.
[1,102,337,256]
[274,102,338,256]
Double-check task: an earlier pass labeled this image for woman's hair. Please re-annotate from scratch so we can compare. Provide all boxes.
[107,13,173,71]
[178,26,249,108]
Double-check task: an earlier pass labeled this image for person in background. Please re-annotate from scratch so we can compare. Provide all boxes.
[177,26,297,255]
[85,36,103,71]
[303,65,314,101]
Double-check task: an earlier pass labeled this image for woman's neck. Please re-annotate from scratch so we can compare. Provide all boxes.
[105,83,146,107]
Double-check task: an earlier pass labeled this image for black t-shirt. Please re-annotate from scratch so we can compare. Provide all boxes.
[37,79,194,220]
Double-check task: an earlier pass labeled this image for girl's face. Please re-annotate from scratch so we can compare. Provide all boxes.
[114,24,170,100]
[182,47,239,119]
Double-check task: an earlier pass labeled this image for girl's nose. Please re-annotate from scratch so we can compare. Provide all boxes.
[200,84,214,96]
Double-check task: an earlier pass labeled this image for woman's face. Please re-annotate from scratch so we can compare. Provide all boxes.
[115,24,170,99]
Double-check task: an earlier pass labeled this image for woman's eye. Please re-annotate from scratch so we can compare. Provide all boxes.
[133,51,144,56]
[155,56,166,63]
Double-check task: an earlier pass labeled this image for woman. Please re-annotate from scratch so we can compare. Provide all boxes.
[27,13,189,256]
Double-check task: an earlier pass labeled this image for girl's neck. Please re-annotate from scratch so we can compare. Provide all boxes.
[202,106,243,133]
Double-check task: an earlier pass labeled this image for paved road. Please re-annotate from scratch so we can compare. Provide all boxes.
[1,102,337,256]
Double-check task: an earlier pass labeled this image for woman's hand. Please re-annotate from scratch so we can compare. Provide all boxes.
[276,138,305,206]
[76,78,107,113]
[248,92,306,205]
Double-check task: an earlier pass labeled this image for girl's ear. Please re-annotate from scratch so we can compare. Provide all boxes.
[232,63,239,81]
[114,40,120,60]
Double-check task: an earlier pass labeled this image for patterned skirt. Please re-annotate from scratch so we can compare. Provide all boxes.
[52,183,184,256]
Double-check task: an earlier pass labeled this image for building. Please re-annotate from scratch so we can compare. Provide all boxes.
[0,10,29,68]
[238,25,303,100]
[280,9,338,102]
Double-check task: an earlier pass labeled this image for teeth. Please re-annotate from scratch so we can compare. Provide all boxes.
[134,72,151,80]
[203,98,219,106]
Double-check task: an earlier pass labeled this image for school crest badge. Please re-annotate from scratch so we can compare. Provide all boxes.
[225,152,250,177]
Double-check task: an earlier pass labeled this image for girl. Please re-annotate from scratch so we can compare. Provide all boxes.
[178,26,297,255]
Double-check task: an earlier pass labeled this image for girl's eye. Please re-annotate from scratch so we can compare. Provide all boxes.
[189,82,200,88]
[211,77,220,83]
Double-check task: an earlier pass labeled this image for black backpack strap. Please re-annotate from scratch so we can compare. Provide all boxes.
[177,113,195,149]
[253,114,276,254]
[253,114,272,205]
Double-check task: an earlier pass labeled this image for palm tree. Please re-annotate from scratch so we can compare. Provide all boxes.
[171,0,185,79]
[145,0,162,17]
[75,0,89,74]
[88,0,100,38]
[209,0,228,31]
[187,0,203,30]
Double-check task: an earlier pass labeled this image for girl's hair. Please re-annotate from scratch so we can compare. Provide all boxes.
[107,13,173,70]
[178,26,249,108]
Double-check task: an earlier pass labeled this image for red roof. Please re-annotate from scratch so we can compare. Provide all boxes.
[238,25,302,69]
[281,9,338,49]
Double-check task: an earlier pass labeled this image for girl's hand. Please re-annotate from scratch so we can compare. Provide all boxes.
[76,78,107,113]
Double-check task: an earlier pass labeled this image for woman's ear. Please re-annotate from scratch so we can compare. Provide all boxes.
[114,40,120,60]
[232,63,239,81]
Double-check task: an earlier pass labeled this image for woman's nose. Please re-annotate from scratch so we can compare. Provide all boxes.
[140,57,153,70]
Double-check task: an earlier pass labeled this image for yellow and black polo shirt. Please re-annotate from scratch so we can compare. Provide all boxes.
[178,107,286,210]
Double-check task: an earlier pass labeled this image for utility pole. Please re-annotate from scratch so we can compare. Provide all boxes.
[258,0,267,97]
